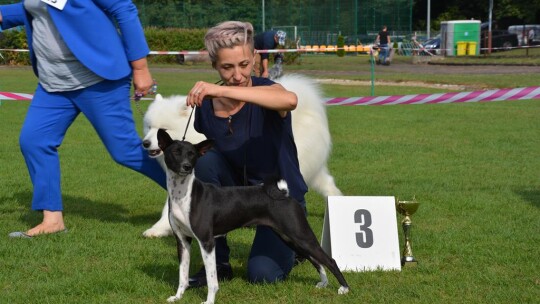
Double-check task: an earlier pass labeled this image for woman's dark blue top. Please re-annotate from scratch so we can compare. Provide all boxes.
[194,76,307,204]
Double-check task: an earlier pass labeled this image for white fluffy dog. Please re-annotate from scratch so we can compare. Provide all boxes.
[142,74,342,237]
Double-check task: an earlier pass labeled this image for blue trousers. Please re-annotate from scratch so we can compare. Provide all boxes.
[379,44,389,63]
[195,149,296,283]
[19,78,166,211]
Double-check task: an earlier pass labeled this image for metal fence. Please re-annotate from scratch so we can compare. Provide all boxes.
[0,0,414,45]
[133,0,413,45]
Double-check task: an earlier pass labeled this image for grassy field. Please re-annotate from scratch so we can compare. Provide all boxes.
[0,59,539,304]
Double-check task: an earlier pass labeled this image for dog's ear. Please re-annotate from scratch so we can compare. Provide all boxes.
[157,129,173,151]
[195,139,214,156]
[155,94,163,101]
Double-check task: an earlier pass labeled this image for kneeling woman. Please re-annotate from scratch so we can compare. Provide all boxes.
[185,21,308,287]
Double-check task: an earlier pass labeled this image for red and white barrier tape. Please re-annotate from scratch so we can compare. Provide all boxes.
[0,49,342,54]
[3,44,540,55]
[0,49,29,52]
[0,91,34,100]
[0,91,155,101]
[3,87,540,104]
[150,49,317,55]
[0,47,366,55]
[325,86,540,105]
[1,48,327,54]
[150,50,207,55]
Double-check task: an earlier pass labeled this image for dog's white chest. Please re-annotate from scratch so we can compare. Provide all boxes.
[169,198,193,236]
[167,176,195,237]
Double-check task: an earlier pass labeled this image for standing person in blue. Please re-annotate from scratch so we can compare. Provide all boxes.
[375,25,391,65]
[184,21,307,287]
[1,0,166,238]
[253,29,286,77]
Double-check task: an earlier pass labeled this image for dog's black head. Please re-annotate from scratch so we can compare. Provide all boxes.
[157,129,214,176]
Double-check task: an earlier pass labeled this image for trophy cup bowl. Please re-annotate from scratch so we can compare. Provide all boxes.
[396,200,419,217]
[396,199,420,267]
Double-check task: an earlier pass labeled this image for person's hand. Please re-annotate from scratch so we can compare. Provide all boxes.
[131,58,154,99]
[186,81,220,108]
[262,70,269,78]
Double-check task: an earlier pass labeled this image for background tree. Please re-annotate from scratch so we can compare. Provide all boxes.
[413,0,540,31]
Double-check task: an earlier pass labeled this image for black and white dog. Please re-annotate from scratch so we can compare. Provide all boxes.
[157,129,349,303]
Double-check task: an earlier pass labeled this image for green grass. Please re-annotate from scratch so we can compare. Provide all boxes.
[0,62,539,303]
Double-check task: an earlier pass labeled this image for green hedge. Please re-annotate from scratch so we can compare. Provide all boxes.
[0,28,31,65]
[0,27,207,65]
[144,27,207,64]
[0,27,300,65]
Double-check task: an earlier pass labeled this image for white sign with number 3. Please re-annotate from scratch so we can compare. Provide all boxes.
[321,196,402,272]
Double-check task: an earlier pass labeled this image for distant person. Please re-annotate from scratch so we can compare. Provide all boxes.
[528,28,535,46]
[254,30,286,77]
[375,25,391,65]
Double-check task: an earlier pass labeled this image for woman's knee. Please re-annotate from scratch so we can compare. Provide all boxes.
[19,128,50,156]
[247,255,290,284]
[19,131,34,154]
[107,142,141,167]
[195,149,237,186]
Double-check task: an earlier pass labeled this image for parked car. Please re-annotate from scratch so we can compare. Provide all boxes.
[508,25,540,46]
[422,37,441,55]
[480,22,519,52]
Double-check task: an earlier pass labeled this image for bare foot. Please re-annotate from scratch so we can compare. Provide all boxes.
[25,210,66,236]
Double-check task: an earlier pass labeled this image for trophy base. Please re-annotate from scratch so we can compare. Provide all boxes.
[401,256,418,267]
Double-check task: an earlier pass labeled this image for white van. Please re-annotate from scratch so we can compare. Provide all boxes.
[508,25,540,46]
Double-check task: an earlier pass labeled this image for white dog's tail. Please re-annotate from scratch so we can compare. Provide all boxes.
[264,178,290,199]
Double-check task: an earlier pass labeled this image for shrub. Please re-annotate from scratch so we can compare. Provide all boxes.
[0,28,30,65]
[145,27,207,64]
[281,39,301,65]
[0,27,207,65]
[337,35,345,57]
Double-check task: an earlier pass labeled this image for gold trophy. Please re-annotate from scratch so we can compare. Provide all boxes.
[396,199,420,267]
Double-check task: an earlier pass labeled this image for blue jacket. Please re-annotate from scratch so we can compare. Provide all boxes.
[0,0,149,80]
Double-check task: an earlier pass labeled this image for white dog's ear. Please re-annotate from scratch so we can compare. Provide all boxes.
[155,94,163,101]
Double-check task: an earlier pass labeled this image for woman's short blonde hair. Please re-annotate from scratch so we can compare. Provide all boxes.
[205,21,254,65]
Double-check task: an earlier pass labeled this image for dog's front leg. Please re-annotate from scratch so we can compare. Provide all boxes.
[167,234,191,303]
[143,198,173,237]
[199,241,219,304]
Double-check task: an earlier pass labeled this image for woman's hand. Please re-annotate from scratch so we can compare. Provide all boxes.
[186,81,220,107]
[131,58,154,98]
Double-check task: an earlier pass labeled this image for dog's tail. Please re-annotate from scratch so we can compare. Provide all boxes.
[263,177,289,200]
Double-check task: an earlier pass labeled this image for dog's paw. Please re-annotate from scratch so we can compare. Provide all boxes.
[167,295,180,302]
[315,281,328,289]
[338,286,350,295]
[142,227,173,238]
